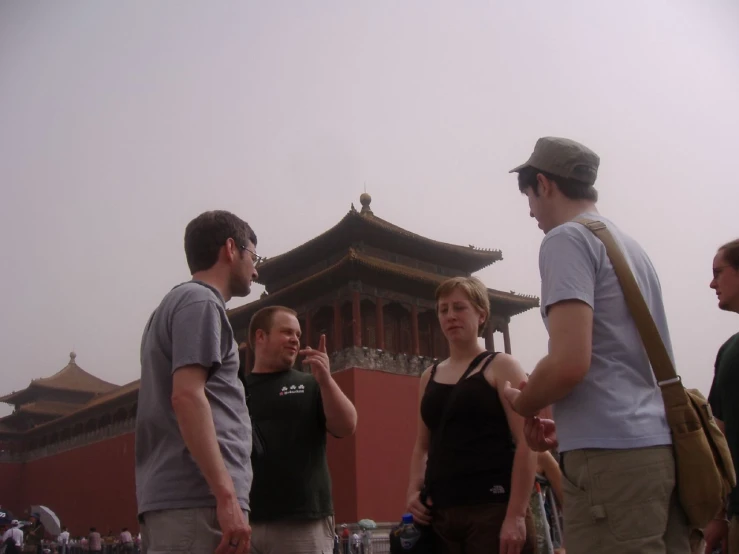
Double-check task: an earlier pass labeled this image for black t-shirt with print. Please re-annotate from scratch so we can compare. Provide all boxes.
[245,368,332,522]
[708,332,739,517]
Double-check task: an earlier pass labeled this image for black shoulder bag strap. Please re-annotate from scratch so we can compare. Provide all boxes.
[437,350,494,444]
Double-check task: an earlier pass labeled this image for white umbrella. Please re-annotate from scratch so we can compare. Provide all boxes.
[30,505,61,536]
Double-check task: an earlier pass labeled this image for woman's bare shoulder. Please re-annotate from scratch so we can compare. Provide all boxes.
[486,352,526,385]
[420,359,441,385]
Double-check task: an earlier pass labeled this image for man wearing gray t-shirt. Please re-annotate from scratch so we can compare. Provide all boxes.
[136,210,260,554]
[502,137,690,553]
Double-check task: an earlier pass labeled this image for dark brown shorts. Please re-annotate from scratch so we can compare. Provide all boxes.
[432,502,536,554]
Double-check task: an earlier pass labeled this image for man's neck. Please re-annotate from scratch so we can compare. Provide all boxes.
[250,362,290,374]
[190,270,230,302]
[551,200,599,228]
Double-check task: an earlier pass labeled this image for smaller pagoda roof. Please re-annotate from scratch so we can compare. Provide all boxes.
[255,194,502,288]
[0,401,81,432]
[16,401,81,417]
[0,421,17,434]
[0,378,140,439]
[0,352,119,405]
[18,379,141,437]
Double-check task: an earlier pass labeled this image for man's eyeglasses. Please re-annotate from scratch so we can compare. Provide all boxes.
[239,244,264,264]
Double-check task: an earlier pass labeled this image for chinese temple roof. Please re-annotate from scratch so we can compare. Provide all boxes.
[254,193,502,289]
[0,422,15,433]
[0,380,141,438]
[0,352,119,405]
[229,247,538,327]
[0,401,81,432]
[15,401,81,417]
[83,379,140,410]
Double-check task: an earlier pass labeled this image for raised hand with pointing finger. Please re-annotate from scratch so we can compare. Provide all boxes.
[298,333,358,438]
[299,334,332,386]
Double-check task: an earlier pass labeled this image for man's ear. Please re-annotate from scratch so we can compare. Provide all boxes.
[536,172,554,197]
[223,238,240,263]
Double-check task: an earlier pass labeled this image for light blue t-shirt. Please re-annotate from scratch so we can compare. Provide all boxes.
[135,281,252,515]
[540,212,672,452]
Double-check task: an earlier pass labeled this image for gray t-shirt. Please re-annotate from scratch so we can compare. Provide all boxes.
[539,212,672,452]
[135,280,252,515]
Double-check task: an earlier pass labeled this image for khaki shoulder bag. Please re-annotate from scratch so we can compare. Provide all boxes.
[575,217,736,529]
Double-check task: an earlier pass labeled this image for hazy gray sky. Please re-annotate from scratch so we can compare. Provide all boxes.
[1,1,738,416]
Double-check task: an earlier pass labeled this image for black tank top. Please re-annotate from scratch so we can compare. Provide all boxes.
[421,352,516,509]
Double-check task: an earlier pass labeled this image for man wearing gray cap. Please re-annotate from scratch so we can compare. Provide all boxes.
[502,137,691,553]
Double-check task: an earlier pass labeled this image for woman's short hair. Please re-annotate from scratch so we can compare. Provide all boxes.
[435,276,490,336]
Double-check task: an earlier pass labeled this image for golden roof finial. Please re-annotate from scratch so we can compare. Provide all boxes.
[359,191,373,215]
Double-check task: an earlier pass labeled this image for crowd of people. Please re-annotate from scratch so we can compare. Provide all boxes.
[129,136,738,554]
[1,523,136,554]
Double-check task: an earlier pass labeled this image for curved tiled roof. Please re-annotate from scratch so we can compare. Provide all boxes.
[229,249,538,321]
[0,422,17,433]
[352,252,538,310]
[0,401,81,432]
[33,353,118,393]
[229,250,359,320]
[255,206,502,284]
[17,401,81,417]
[359,211,501,260]
[0,353,119,404]
[0,401,82,431]
[5,380,141,437]
[82,379,140,410]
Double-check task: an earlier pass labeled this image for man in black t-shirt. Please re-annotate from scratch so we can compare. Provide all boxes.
[246,305,358,554]
[705,238,739,554]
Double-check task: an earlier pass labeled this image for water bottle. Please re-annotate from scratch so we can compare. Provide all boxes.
[398,514,421,550]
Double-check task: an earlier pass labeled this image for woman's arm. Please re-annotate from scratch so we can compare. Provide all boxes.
[406,366,433,525]
[489,354,538,518]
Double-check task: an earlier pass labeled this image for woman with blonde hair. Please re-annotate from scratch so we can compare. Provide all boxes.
[406,276,537,554]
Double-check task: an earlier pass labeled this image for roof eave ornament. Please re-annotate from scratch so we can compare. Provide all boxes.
[359,192,373,215]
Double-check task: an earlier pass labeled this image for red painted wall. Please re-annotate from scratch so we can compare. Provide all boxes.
[0,462,23,516]
[0,433,137,537]
[354,369,419,522]
[0,367,421,532]
[325,368,420,524]
[326,370,358,523]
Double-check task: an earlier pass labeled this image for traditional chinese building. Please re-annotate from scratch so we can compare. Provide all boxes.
[0,352,119,433]
[0,355,140,536]
[228,193,538,523]
[0,194,538,534]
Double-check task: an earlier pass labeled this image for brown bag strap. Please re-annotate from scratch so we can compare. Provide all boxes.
[574,217,683,391]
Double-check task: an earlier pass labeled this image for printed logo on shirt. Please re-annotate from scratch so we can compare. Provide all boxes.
[279,384,306,396]
[490,485,506,494]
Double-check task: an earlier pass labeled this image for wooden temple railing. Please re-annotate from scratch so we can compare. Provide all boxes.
[0,416,134,463]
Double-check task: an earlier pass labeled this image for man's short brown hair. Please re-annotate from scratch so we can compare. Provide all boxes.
[435,277,491,336]
[248,305,298,348]
[719,239,739,270]
[517,166,598,202]
[184,210,257,274]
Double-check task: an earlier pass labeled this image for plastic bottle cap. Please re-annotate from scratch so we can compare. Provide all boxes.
[401,514,414,524]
